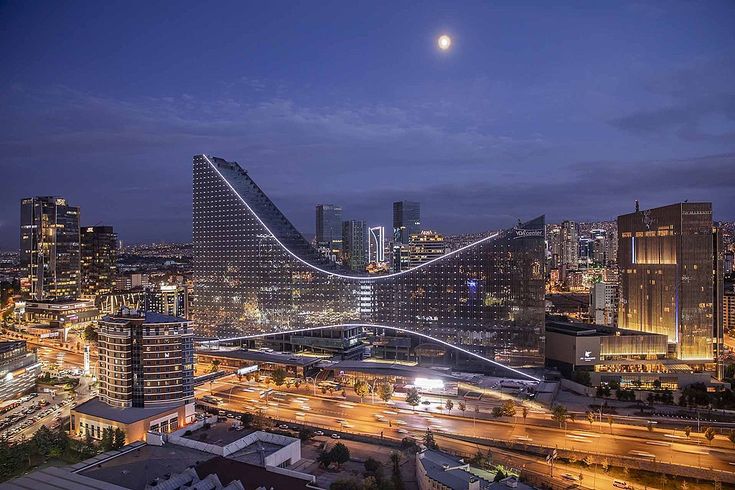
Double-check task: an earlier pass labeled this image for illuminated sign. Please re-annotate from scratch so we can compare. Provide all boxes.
[513,228,543,239]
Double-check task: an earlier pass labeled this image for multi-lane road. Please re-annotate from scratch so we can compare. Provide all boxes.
[200,375,735,473]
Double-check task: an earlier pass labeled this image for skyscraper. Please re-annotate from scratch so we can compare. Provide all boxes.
[80,225,117,298]
[393,201,420,244]
[368,226,385,263]
[192,155,546,369]
[315,204,343,257]
[342,220,368,271]
[618,202,723,372]
[559,220,578,270]
[589,281,617,326]
[20,196,81,300]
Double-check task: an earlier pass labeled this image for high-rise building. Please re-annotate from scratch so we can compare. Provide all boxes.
[393,201,420,244]
[192,155,546,369]
[315,204,343,257]
[97,308,194,409]
[559,220,578,270]
[145,284,188,318]
[80,226,117,298]
[618,202,723,373]
[20,196,81,300]
[724,287,735,336]
[341,220,368,271]
[368,226,385,264]
[408,231,446,268]
[589,282,617,326]
[0,341,41,400]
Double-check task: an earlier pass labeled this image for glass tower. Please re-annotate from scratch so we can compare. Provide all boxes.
[393,201,421,244]
[80,225,117,298]
[20,196,81,300]
[315,204,343,255]
[193,155,546,367]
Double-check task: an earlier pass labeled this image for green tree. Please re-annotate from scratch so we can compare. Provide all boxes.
[586,411,595,425]
[330,442,351,468]
[82,324,98,344]
[704,426,715,445]
[491,406,503,418]
[445,399,454,414]
[377,382,394,403]
[318,449,333,468]
[209,359,221,374]
[458,401,466,416]
[423,428,438,450]
[240,412,254,427]
[329,479,362,490]
[522,405,529,424]
[607,415,614,434]
[272,367,287,387]
[353,380,370,402]
[100,427,114,451]
[364,457,383,478]
[684,426,692,438]
[113,428,126,449]
[405,387,421,410]
[390,451,402,473]
[299,427,315,442]
[501,400,516,417]
[551,404,568,428]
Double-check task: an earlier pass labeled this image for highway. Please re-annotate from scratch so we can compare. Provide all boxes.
[199,375,735,473]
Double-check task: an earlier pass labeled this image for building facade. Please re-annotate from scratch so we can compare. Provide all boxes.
[341,219,368,272]
[408,231,446,268]
[192,155,546,369]
[315,204,343,257]
[618,202,723,377]
[393,200,420,245]
[97,309,194,409]
[0,341,41,400]
[20,196,81,300]
[589,282,617,326]
[368,226,385,264]
[80,225,117,298]
[145,284,188,318]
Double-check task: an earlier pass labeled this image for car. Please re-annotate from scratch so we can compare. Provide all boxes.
[397,428,408,434]
[278,424,289,429]
[613,480,633,489]
[331,433,341,439]
[561,473,580,481]
[313,430,324,436]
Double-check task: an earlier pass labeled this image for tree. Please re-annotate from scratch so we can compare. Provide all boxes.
[684,426,692,439]
[491,407,503,418]
[522,405,529,424]
[469,450,488,467]
[405,387,421,410]
[377,382,394,403]
[551,404,568,428]
[330,479,362,490]
[272,368,287,387]
[100,427,114,451]
[364,457,383,478]
[423,428,438,450]
[299,427,315,442]
[240,412,254,427]
[390,452,402,473]
[704,426,715,445]
[586,411,595,426]
[728,431,735,447]
[330,442,350,468]
[113,428,126,449]
[607,416,613,434]
[318,450,333,468]
[501,400,516,417]
[458,401,466,416]
[82,324,98,344]
[646,421,654,432]
[353,380,370,402]
[445,399,454,414]
[209,359,221,374]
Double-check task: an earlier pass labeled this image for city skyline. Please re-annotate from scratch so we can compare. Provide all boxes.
[1,1,734,249]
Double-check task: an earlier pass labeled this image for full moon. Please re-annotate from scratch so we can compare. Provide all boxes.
[438,34,451,50]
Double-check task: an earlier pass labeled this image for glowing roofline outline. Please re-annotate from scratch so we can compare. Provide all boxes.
[196,323,541,382]
[202,154,501,280]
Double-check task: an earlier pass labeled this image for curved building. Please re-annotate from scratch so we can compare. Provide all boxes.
[193,155,546,368]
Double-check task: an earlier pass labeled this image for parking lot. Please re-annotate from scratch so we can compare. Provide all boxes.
[0,391,71,441]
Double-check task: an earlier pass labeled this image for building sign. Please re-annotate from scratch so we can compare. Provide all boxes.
[513,228,544,239]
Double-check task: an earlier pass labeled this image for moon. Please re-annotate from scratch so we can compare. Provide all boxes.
[437,34,452,51]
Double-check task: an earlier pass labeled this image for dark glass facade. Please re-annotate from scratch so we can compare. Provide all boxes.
[193,155,545,367]
[20,196,81,300]
[80,225,118,298]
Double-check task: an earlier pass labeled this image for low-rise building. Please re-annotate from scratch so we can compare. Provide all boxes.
[23,299,99,326]
[196,349,321,379]
[0,341,41,400]
[416,449,533,490]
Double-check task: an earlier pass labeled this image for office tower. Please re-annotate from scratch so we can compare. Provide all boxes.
[618,202,722,370]
[559,220,579,270]
[20,196,81,300]
[393,201,420,244]
[546,224,561,269]
[578,237,593,268]
[342,220,368,271]
[590,229,608,266]
[0,341,40,400]
[144,284,188,318]
[408,231,446,268]
[97,308,194,409]
[315,204,343,256]
[368,226,385,263]
[725,287,735,336]
[80,226,117,298]
[192,155,546,368]
[589,282,617,326]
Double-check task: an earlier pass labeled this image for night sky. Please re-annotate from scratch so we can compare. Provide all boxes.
[1,1,734,249]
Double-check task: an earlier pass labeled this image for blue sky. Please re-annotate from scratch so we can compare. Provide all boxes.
[1,1,734,248]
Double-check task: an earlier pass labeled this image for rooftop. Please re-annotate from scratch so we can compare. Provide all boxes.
[417,449,483,490]
[102,309,188,325]
[196,456,310,490]
[182,423,259,447]
[329,360,458,380]
[545,319,668,338]
[72,397,182,424]
[198,349,321,367]
[0,340,26,354]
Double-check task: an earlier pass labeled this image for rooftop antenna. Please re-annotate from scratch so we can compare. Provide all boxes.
[635,200,640,213]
